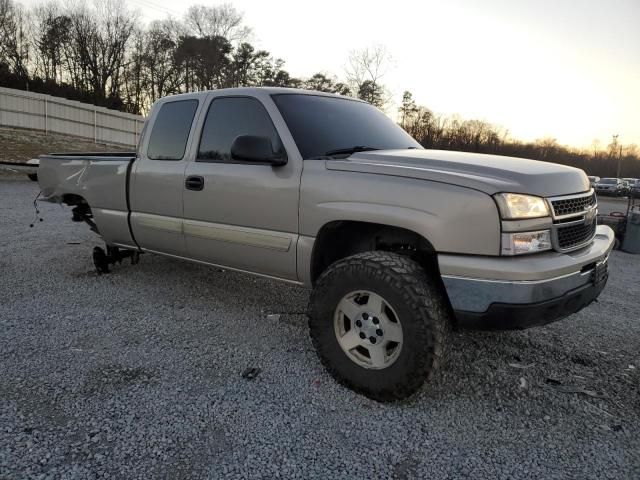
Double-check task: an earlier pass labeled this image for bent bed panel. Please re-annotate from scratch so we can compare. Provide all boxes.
[38,155,136,247]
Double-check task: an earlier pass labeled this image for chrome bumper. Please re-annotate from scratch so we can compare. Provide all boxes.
[439,225,615,315]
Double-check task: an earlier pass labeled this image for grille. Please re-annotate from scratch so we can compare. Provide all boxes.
[551,192,596,217]
[556,219,596,250]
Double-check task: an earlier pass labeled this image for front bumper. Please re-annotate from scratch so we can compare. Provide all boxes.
[439,225,615,330]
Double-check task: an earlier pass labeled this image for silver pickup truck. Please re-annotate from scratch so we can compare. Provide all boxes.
[38,88,614,401]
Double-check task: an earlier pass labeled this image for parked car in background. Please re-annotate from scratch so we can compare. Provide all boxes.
[631,179,640,197]
[595,178,625,196]
[623,178,638,195]
[588,175,600,187]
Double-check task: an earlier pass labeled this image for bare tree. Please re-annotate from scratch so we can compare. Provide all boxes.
[66,0,137,102]
[141,19,184,101]
[0,0,30,79]
[345,45,391,108]
[184,4,251,43]
[535,137,559,160]
[32,2,70,83]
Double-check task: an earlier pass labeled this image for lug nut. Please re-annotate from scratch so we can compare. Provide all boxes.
[376,329,383,336]
[355,320,362,327]
[362,313,369,320]
[359,332,366,339]
[369,337,377,344]
[372,317,379,325]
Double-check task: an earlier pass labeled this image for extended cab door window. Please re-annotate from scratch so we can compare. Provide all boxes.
[197,97,285,162]
[147,100,199,160]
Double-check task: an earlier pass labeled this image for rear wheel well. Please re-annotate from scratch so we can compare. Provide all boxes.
[61,194,97,233]
[311,221,441,284]
[62,194,89,207]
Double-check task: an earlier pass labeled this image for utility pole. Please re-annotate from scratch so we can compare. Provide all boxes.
[617,143,623,178]
[612,134,622,177]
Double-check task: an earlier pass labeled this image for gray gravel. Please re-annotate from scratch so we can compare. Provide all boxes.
[1,175,639,479]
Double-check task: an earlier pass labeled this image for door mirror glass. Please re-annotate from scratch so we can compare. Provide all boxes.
[230,135,286,165]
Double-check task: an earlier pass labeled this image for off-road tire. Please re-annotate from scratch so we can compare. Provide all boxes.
[309,251,450,401]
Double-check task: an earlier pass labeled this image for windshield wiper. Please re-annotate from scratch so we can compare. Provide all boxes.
[324,146,380,156]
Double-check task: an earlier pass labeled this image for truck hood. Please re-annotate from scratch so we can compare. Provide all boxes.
[325,149,590,197]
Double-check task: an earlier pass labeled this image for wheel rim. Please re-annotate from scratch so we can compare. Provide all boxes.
[333,290,403,370]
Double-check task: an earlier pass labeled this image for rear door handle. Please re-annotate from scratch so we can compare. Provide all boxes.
[185,175,204,191]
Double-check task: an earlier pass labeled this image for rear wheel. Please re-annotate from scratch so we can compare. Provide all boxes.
[92,247,110,274]
[309,251,450,401]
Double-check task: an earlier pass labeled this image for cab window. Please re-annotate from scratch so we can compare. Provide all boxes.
[147,100,198,160]
[197,97,284,162]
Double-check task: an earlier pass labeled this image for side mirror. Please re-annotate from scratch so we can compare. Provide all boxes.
[230,135,287,166]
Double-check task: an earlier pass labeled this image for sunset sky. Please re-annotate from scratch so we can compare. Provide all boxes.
[22,0,639,148]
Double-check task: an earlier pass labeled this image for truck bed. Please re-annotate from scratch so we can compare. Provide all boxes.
[38,152,137,248]
[38,152,135,203]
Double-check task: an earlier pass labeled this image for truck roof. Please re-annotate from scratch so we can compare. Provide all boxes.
[159,87,359,102]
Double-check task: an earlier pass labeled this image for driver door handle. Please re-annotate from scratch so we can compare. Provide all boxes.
[185,175,204,191]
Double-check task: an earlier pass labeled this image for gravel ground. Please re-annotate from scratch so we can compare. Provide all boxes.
[1,175,639,479]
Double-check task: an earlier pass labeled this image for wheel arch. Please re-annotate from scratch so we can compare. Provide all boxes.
[61,193,90,207]
[310,220,442,284]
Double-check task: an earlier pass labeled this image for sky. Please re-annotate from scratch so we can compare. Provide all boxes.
[23,0,640,148]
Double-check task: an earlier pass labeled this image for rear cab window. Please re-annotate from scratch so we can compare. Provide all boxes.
[147,100,199,160]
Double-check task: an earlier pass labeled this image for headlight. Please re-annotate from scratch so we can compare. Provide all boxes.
[494,193,550,219]
[501,230,552,255]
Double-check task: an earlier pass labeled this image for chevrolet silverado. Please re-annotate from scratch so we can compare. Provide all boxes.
[37,88,614,400]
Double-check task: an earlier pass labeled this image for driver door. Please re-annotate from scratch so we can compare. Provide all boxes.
[182,94,301,281]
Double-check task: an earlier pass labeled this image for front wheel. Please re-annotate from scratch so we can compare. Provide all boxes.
[309,251,450,401]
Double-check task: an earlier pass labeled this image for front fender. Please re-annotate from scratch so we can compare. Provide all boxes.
[300,161,501,256]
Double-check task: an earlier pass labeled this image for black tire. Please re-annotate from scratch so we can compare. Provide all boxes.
[309,251,450,402]
[27,173,38,182]
[92,247,110,274]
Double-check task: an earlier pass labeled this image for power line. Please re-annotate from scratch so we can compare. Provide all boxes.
[128,0,183,18]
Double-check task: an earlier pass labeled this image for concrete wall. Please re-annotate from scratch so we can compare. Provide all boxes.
[0,87,145,147]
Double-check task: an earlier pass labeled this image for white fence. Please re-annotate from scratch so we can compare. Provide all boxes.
[0,86,145,147]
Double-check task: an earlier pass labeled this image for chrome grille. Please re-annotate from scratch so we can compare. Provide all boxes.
[550,191,596,218]
[547,189,598,252]
[556,219,597,250]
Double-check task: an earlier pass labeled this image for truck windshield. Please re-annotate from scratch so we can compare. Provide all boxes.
[272,94,421,159]
[599,178,617,184]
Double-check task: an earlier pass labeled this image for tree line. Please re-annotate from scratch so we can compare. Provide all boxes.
[0,0,372,112]
[398,92,640,178]
[1,0,637,176]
